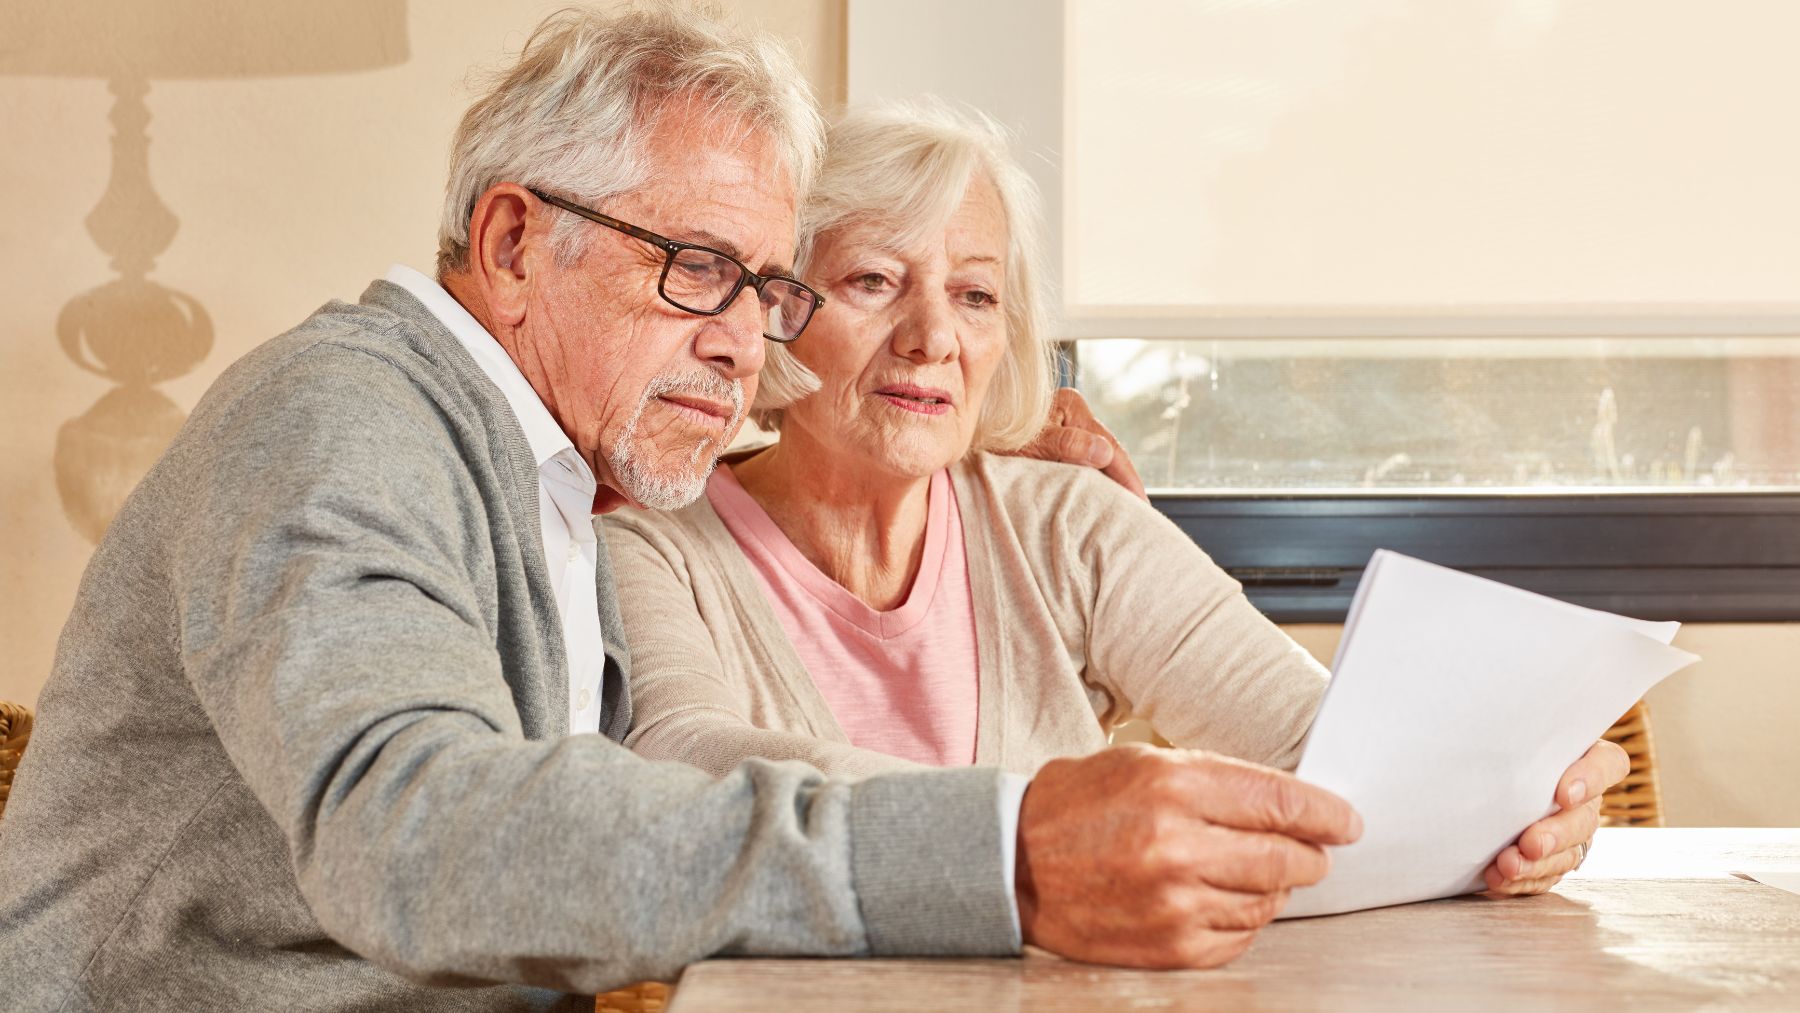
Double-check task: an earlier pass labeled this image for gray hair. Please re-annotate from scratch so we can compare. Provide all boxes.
[436,3,824,275]
[754,99,1055,452]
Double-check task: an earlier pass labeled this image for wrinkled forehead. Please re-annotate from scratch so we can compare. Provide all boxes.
[627,104,801,265]
[639,95,797,194]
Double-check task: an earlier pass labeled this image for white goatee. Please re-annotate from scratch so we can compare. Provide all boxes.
[607,370,744,510]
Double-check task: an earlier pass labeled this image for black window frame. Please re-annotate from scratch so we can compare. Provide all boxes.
[1154,492,1800,624]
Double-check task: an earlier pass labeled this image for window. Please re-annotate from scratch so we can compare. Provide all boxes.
[847,0,1800,619]
[1076,337,1800,494]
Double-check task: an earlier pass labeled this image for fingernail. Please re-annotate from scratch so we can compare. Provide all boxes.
[1541,832,1557,856]
[1086,439,1113,467]
[1568,780,1586,806]
[1349,810,1365,840]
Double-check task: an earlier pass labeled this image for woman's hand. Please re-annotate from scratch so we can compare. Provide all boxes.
[1010,388,1149,500]
[1483,738,1631,894]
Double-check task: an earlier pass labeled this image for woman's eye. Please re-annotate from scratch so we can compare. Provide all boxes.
[964,289,998,307]
[854,272,890,291]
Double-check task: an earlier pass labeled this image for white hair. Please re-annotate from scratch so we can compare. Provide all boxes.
[753,98,1055,452]
[436,3,824,274]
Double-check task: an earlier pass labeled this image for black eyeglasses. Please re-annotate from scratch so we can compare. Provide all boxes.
[528,187,822,343]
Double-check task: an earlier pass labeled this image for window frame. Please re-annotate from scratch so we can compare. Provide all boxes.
[1150,490,1800,624]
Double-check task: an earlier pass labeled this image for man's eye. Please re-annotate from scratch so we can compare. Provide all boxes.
[678,260,726,280]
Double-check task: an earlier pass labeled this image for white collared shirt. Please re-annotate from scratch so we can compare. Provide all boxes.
[386,264,606,736]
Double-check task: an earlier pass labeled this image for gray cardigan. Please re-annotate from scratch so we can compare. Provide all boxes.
[0,281,1016,1011]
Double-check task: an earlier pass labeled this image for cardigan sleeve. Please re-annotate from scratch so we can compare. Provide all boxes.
[1004,460,1329,771]
[603,509,925,780]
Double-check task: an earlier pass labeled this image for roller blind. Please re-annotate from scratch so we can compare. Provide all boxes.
[1064,0,1800,315]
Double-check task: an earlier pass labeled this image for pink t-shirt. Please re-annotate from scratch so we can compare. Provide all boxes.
[705,466,981,767]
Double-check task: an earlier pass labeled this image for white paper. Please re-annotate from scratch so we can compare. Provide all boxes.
[1281,550,1699,919]
[1734,871,1800,897]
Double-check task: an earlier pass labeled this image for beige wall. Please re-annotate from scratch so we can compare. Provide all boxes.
[0,0,844,710]
[2,1,1791,830]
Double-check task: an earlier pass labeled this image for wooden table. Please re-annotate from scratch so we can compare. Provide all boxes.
[665,828,1800,1011]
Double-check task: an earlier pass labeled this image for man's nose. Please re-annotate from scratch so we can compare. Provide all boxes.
[694,283,768,380]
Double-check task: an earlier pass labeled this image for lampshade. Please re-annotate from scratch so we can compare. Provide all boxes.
[0,0,407,79]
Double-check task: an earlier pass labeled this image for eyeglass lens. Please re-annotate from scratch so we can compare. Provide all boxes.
[662,247,818,341]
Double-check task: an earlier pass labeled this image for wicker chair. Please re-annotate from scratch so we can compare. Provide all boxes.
[1598,699,1662,827]
[595,982,670,1013]
[0,700,32,822]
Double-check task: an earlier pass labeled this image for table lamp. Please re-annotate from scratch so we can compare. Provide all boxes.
[0,0,408,541]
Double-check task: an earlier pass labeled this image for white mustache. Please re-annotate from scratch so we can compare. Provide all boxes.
[642,370,744,426]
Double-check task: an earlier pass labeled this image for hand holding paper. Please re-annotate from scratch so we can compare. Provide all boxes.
[1017,745,1361,968]
[1279,550,1699,920]
[1483,737,1629,894]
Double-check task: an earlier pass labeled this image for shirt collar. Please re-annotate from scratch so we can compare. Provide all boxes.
[384,264,583,475]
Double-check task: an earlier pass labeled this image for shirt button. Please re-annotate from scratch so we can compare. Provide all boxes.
[576,687,593,710]
[566,542,581,562]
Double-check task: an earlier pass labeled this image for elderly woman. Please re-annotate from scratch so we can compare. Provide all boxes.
[604,101,1620,896]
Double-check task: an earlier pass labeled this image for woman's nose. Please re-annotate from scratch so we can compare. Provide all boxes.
[892,288,958,364]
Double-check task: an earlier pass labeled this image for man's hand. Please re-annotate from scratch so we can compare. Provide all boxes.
[1008,388,1148,500]
[1015,744,1362,969]
[1483,738,1629,895]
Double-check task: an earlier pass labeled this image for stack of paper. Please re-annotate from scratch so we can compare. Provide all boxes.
[1279,550,1699,919]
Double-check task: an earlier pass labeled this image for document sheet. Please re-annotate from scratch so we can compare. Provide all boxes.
[1735,871,1800,898]
[1279,550,1699,919]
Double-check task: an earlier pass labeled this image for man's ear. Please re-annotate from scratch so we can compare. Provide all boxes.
[466,183,544,327]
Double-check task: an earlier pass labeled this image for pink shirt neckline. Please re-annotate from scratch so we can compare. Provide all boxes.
[705,464,952,641]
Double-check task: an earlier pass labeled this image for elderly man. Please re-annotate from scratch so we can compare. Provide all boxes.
[0,8,1361,1010]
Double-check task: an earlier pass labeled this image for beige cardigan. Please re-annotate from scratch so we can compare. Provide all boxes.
[603,451,1329,778]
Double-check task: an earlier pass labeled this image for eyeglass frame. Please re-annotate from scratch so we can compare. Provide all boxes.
[526,187,823,343]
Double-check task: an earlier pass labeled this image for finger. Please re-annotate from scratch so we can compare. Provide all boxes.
[1176,753,1364,846]
[1516,797,1601,862]
[1056,427,1115,468]
[1137,880,1292,935]
[1048,385,1083,425]
[1049,389,1149,499]
[1099,430,1148,500]
[1483,858,1509,892]
[1030,882,1264,971]
[1488,838,1584,885]
[1194,885,1292,932]
[1487,845,1526,885]
[1015,425,1116,468]
[1189,825,1332,893]
[1558,738,1631,809]
[1485,870,1566,896]
[1116,928,1263,971]
[1030,877,1281,946]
